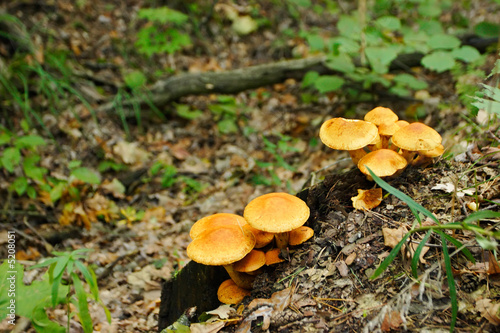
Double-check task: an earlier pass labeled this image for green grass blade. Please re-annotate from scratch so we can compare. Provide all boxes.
[71,272,93,333]
[75,260,99,300]
[462,210,500,224]
[439,232,475,263]
[437,231,457,332]
[370,231,412,280]
[366,167,439,224]
[410,229,432,278]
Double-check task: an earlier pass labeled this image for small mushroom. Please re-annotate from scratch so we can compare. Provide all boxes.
[412,144,445,167]
[319,117,379,164]
[187,225,256,289]
[351,188,383,210]
[288,226,314,246]
[233,249,266,275]
[244,192,310,249]
[265,248,285,266]
[358,149,408,181]
[364,107,399,126]
[217,279,251,304]
[391,122,442,162]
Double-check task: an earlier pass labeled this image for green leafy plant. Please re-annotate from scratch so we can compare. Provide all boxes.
[149,162,207,199]
[252,134,301,187]
[367,168,500,332]
[208,96,249,135]
[135,6,192,57]
[0,249,110,333]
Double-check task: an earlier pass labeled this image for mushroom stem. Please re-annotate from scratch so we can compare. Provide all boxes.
[399,149,417,163]
[348,149,368,165]
[223,264,255,290]
[274,232,290,249]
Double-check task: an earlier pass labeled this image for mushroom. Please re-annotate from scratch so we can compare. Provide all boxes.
[288,226,314,246]
[233,249,266,275]
[265,248,285,266]
[187,224,256,289]
[190,213,274,248]
[412,144,445,167]
[319,117,379,164]
[391,122,442,162]
[351,188,383,210]
[378,120,409,150]
[357,149,408,181]
[217,279,251,304]
[364,106,399,126]
[244,192,310,249]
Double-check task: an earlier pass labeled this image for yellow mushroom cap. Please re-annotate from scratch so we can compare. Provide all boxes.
[392,122,442,151]
[244,224,275,248]
[190,213,248,239]
[418,144,445,157]
[364,107,399,126]
[217,279,251,304]
[187,225,255,266]
[244,192,310,233]
[289,226,314,246]
[351,188,383,210]
[319,118,379,151]
[233,249,266,273]
[358,149,408,179]
[265,248,285,266]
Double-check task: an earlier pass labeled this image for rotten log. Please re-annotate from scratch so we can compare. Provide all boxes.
[96,35,497,116]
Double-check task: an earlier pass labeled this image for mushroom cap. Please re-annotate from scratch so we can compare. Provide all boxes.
[217,279,251,304]
[190,213,248,239]
[244,192,310,233]
[392,122,442,151]
[244,225,275,248]
[187,225,255,266]
[364,107,399,126]
[289,226,314,246]
[351,188,383,210]
[233,249,266,273]
[358,149,408,178]
[418,144,445,157]
[265,248,285,266]
[319,118,379,151]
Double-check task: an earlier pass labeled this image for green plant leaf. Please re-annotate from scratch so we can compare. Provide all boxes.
[49,182,66,203]
[421,51,456,73]
[325,53,355,73]
[0,131,12,145]
[439,232,475,263]
[393,73,429,90]
[462,210,500,224]
[12,176,28,196]
[71,167,101,185]
[410,229,432,278]
[124,71,147,89]
[437,231,457,332]
[217,118,238,134]
[15,135,46,149]
[72,272,93,333]
[74,261,99,300]
[418,1,442,17]
[375,16,401,31]
[366,167,439,223]
[313,75,345,93]
[161,165,178,188]
[475,234,499,250]
[301,71,320,88]
[365,45,400,73]
[337,15,361,39]
[137,7,188,25]
[1,147,21,172]
[427,34,461,50]
[175,104,204,120]
[68,160,82,169]
[451,46,481,63]
[31,303,66,333]
[370,231,412,280]
[474,21,500,38]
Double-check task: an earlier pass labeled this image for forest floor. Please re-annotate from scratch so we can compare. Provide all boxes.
[1,0,499,332]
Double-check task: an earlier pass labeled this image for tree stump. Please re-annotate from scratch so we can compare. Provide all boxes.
[158,261,228,330]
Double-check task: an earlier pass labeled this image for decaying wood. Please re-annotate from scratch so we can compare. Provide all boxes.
[96,35,497,116]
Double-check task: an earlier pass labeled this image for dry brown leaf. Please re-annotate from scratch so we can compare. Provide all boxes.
[488,251,500,275]
[100,178,126,198]
[381,310,403,331]
[113,141,150,164]
[206,304,234,320]
[335,260,349,277]
[345,252,357,266]
[191,322,226,333]
[382,227,407,248]
[476,298,500,325]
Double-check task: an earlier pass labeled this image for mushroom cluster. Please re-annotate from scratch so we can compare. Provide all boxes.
[186,193,313,304]
[319,106,444,181]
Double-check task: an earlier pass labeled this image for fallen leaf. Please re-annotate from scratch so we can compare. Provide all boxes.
[382,227,407,248]
[100,178,126,198]
[113,141,150,164]
[476,298,500,325]
[190,322,226,333]
[431,182,475,197]
[381,310,404,331]
[206,304,234,320]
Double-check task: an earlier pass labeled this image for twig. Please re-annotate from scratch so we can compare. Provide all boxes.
[23,217,53,252]
[97,250,139,282]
